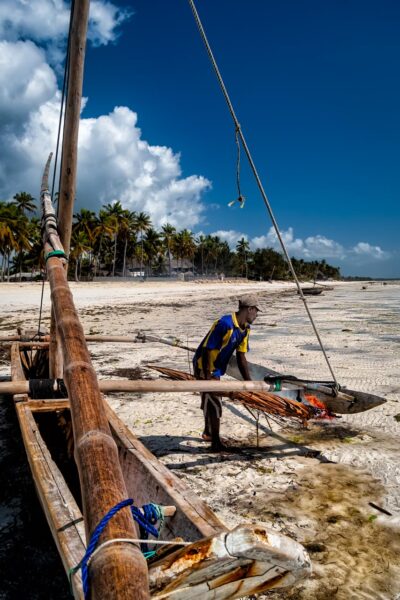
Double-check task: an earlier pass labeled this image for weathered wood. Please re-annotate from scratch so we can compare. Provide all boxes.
[0,378,277,395]
[57,0,89,256]
[148,525,310,598]
[16,402,86,598]
[106,403,225,541]
[45,253,150,598]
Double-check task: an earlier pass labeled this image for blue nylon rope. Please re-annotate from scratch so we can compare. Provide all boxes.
[70,499,161,598]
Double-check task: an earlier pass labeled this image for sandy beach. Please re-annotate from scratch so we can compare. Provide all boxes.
[1,279,399,599]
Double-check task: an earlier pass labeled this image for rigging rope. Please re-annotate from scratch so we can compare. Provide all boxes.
[34,1,75,338]
[188,0,339,388]
[53,0,75,218]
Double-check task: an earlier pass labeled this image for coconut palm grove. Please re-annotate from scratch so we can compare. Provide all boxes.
[1,194,341,282]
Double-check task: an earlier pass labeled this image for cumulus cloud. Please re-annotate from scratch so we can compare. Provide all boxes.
[351,242,389,260]
[207,226,390,265]
[209,230,248,248]
[0,0,131,49]
[0,3,211,229]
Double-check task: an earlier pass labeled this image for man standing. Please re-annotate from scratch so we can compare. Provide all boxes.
[193,294,261,451]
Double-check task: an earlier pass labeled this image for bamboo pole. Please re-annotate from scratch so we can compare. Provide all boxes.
[1,378,276,395]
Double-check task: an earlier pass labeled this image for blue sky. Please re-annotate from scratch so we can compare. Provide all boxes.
[1,1,399,277]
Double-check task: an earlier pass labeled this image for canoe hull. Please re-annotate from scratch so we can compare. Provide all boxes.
[11,343,311,599]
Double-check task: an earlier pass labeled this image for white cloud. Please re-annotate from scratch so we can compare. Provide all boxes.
[0,41,57,128]
[209,230,248,248]
[352,242,389,260]
[0,0,131,49]
[208,226,390,265]
[0,3,211,230]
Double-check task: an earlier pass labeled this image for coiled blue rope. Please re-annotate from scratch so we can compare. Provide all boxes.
[70,498,162,598]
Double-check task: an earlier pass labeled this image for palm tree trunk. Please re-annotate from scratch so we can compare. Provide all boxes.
[75,257,79,282]
[123,236,128,277]
[112,233,117,277]
[168,243,172,277]
[140,234,144,277]
[19,250,22,282]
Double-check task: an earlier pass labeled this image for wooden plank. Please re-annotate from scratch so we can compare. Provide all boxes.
[28,399,71,412]
[15,402,85,598]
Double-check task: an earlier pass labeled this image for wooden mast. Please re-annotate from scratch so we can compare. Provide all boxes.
[50,0,90,378]
[41,0,150,595]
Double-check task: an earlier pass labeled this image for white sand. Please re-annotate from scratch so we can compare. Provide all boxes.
[1,279,399,599]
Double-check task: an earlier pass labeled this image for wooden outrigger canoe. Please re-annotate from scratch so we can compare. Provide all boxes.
[11,341,311,598]
[226,357,386,414]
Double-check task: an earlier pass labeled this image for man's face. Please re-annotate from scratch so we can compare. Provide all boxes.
[246,306,259,324]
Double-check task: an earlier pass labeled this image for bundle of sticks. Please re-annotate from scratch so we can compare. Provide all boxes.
[147,365,313,424]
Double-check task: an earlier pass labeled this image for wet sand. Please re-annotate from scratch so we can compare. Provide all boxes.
[0,279,399,599]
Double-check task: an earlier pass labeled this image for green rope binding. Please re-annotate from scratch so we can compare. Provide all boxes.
[45,249,68,262]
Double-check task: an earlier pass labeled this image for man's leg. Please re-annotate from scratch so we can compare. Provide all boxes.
[201,393,211,440]
[203,393,224,451]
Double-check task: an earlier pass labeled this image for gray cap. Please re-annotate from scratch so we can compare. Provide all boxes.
[238,294,262,311]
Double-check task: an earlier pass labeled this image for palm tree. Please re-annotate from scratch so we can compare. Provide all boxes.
[12,192,36,215]
[236,237,250,278]
[92,210,116,276]
[102,201,126,276]
[143,228,162,276]
[195,234,206,275]
[134,212,151,277]
[160,223,176,277]
[70,230,91,282]
[0,202,19,280]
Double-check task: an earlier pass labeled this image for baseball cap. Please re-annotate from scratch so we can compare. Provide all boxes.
[238,294,262,311]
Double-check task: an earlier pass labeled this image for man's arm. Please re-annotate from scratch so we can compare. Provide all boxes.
[236,351,251,381]
[201,346,213,379]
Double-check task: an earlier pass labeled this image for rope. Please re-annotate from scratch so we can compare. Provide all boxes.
[69,499,165,598]
[34,271,47,341]
[45,249,68,262]
[54,0,75,217]
[188,0,339,389]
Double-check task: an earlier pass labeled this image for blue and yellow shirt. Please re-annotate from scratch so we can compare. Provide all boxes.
[193,313,250,378]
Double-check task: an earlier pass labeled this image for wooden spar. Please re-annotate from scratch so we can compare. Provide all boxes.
[1,378,278,395]
[42,177,149,594]
[50,0,89,378]
[58,0,89,255]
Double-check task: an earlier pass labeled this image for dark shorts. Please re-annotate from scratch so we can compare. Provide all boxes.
[194,367,222,419]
